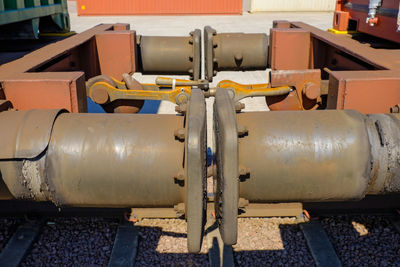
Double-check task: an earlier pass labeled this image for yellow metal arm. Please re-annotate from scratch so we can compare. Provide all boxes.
[87,76,292,106]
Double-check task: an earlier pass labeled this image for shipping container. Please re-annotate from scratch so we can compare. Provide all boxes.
[250,0,336,12]
[77,0,242,15]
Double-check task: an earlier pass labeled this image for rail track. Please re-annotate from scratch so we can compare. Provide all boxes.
[0,199,399,267]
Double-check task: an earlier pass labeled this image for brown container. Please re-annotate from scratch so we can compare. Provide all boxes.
[77,0,242,15]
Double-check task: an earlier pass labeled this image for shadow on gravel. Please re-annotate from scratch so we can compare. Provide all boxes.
[0,218,23,252]
[19,217,119,267]
[135,225,208,267]
[234,223,315,267]
[321,215,400,267]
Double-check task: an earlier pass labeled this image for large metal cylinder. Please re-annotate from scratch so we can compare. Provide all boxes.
[213,89,400,246]
[237,111,400,202]
[0,90,208,254]
[204,26,269,81]
[213,33,268,70]
[47,113,185,207]
[139,30,201,80]
[237,110,372,202]
[0,112,185,207]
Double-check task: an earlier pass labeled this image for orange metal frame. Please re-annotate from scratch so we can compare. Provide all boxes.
[0,24,136,112]
[270,20,400,114]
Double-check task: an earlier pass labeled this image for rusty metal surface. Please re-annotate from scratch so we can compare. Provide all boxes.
[139,30,201,80]
[0,24,120,112]
[366,113,400,194]
[287,21,400,113]
[290,21,400,70]
[267,69,321,111]
[327,70,400,114]
[95,30,137,81]
[185,88,207,253]
[2,72,87,113]
[0,24,114,79]
[204,26,268,82]
[0,109,64,159]
[269,28,311,70]
[0,24,141,112]
[213,89,238,246]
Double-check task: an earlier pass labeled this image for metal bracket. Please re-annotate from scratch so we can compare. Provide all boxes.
[204,26,216,82]
[268,69,321,111]
[185,88,207,253]
[213,88,239,246]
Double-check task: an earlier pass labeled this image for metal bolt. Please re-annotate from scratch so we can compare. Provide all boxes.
[174,128,186,140]
[175,104,187,114]
[189,31,194,36]
[238,165,250,176]
[176,93,188,105]
[189,39,193,44]
[235,102,245,112]
[238,198,249,208]
[174,172,185,187]
[213,40,218,48]
[91,87,109,104]
[234,53,243,61]
[237,125,248,136]
[303,82,321,100]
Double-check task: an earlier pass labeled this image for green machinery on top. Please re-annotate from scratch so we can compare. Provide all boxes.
[0,0,70,39]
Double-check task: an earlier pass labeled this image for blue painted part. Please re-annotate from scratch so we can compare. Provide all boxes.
[87,97,105,113]
[87,98,161,114]
[138,100,161,114]
[207,147,213,167]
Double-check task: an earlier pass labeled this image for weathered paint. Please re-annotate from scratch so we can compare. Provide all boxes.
[76,0,242,15]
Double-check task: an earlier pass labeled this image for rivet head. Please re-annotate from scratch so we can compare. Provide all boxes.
[174,128,185,140]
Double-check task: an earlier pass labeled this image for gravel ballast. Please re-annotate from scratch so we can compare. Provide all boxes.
[234,217,315,267]
[135,218,208,267]
[321,215,400,267]
[0,215,398,266]
[0,218,22,252]
[20,217,118,266]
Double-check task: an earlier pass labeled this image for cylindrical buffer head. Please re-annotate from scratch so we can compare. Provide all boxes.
[0,112,185,207]
[139,30,201,80]
[204,26,268,81]
[213,88,400,246]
